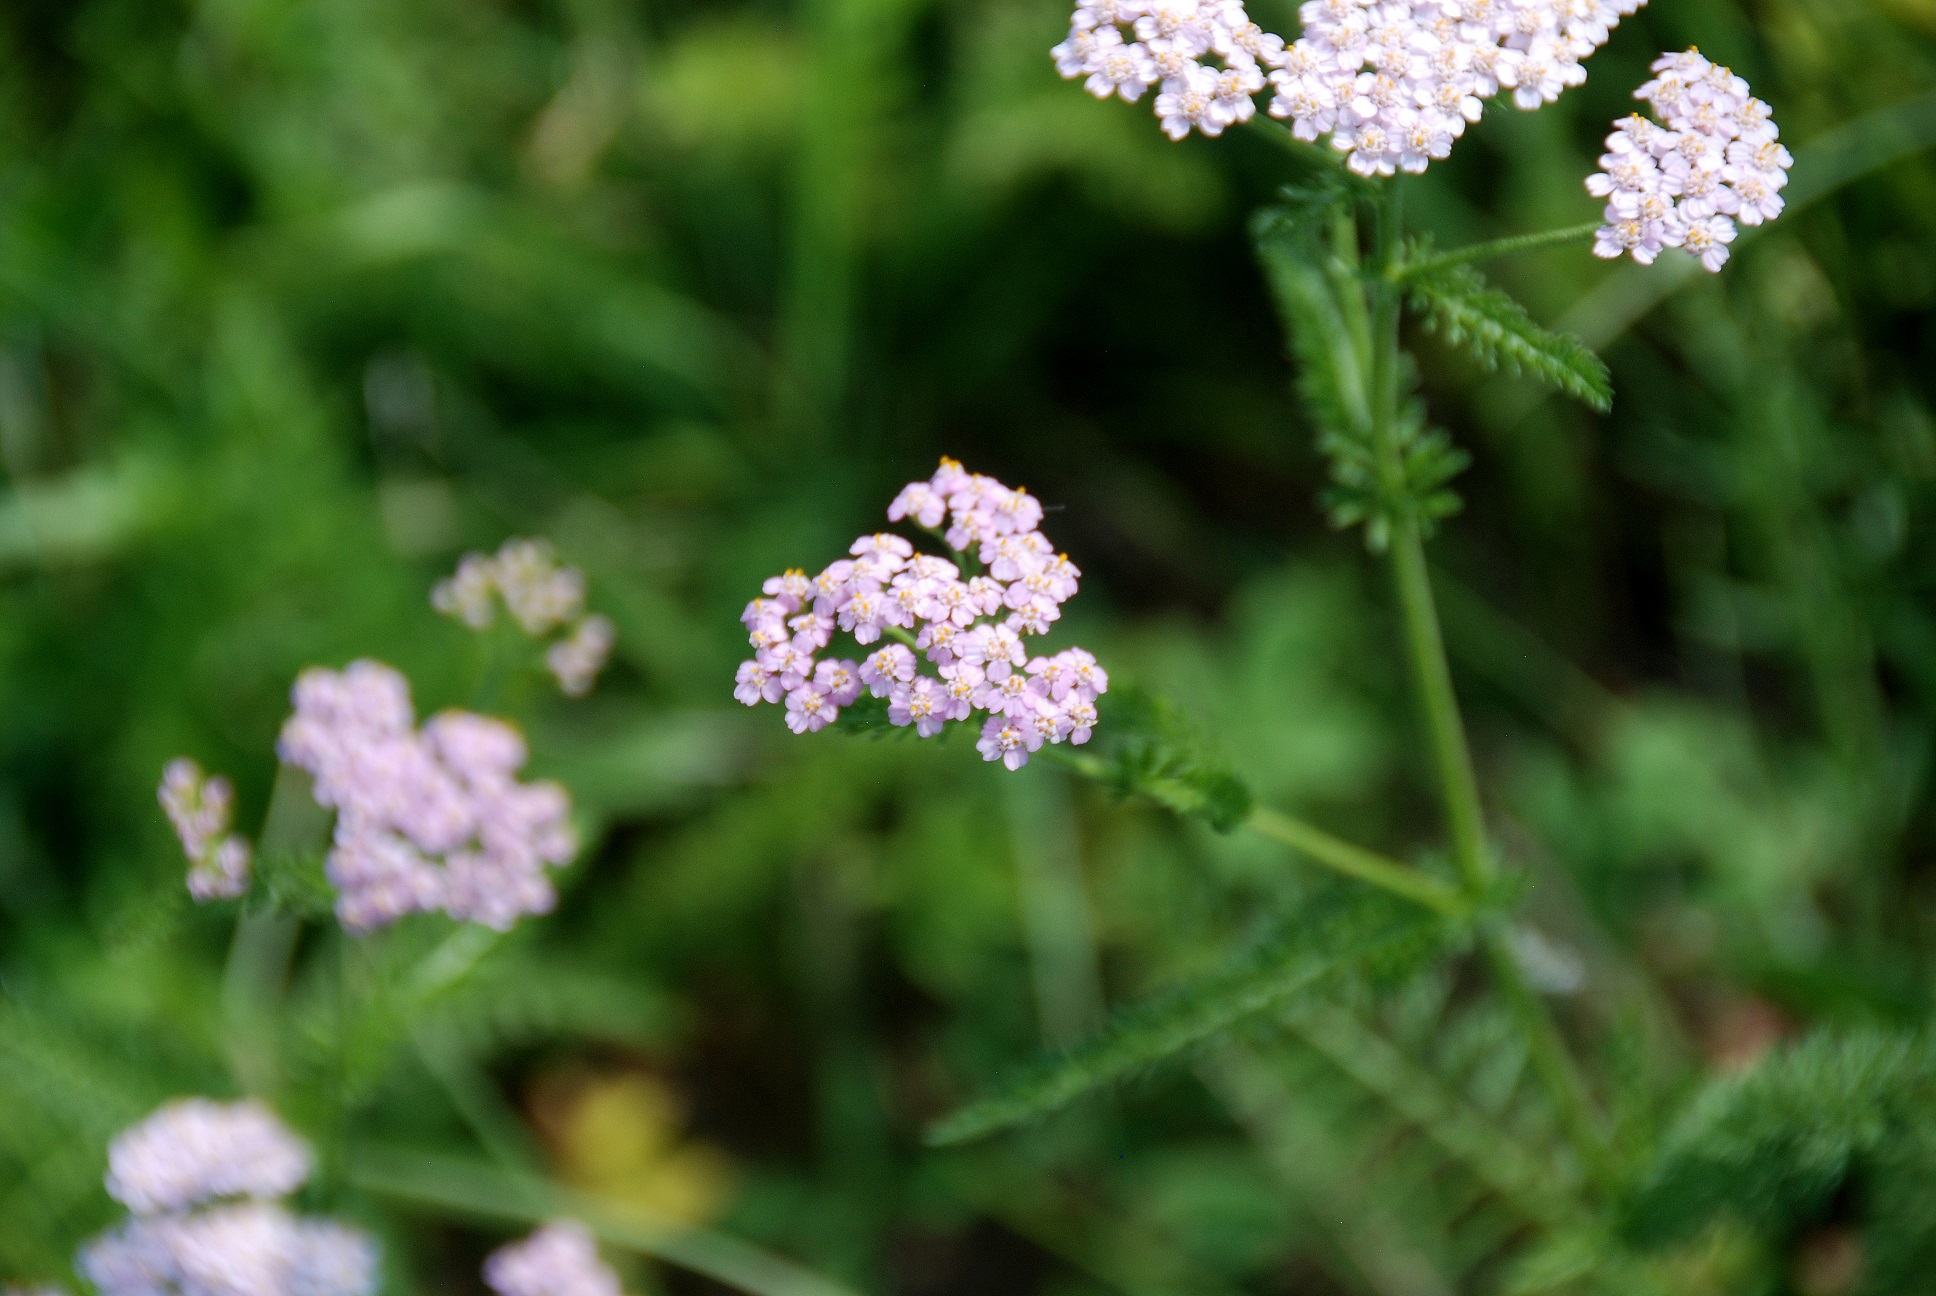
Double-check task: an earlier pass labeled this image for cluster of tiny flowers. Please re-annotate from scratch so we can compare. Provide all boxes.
[78,1100,375,1296]
[158,759,252,902]
[1587,49,1791,272]
[1053,0,1645,173]
[277,660,577,932]
[736,459,1107,771]
[483,1224,621,1296]
[432,538,616,697]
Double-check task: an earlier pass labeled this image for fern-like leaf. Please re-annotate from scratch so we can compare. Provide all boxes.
[1626,1028,1936,1257]
[1405,257,1613,413]
[1253,185,1369,444]
[925,889,1444,1146]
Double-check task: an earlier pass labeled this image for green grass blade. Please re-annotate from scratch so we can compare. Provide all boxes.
[349,1145,864,1296]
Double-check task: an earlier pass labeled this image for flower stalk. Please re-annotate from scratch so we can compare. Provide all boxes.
[1363,180,1615,1194]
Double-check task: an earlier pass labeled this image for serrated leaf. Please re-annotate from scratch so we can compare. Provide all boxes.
[925,889,1444,1146]
[1405,257,1613,412]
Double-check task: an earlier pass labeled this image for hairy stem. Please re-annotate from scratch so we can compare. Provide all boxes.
[1398,221,1603,280]
[1363,182,1614,1193]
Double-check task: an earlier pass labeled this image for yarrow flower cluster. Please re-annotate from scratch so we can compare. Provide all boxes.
[433,538,617,697]
[78,1099,375,1296]
[483,1223,621,1296]
[1587,49,1792,272]
[736,459,1107,771]
[277,660,577,932]
[1053,0,1645,173]
[102,1100,310,1213]
[158,759,252,902]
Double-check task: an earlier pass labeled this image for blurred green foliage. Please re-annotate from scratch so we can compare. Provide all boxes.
[4,0,1936,1292]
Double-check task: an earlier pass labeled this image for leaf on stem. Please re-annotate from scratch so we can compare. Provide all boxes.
[925,888,1445,1146]
[1055,685,1254,833]
[1254,192,1471,548]
[1253,182,1369,445]
[1404,253,1613,413]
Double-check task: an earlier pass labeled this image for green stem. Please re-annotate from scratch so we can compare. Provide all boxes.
[1363,182,1615,1193]
[1397,221,1602,280]
[1389,529,1491,890]
[1247,808,1465,917]
[1041,748,1458,916]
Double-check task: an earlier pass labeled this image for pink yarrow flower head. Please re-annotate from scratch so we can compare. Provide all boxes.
[737,460,1104,770]
[82,1098,376,1296]
[484,1223,621,1296]
[277,660,576,933]
[1052,0,1648,171]
[434,538,616,697]
[158,758,254,901]
[859,644,917,697]
[1587,50,1789,273]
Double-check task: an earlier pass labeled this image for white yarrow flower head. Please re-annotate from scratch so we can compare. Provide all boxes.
[277,660,577,932]
[484,1223,622,1296]
[105,1098,310,1215]
[1586,49,1791,272]
[546,614,616,698]
[433,538,616,697]
[158,759,253,901]
[1050,0,1647,171]
[84,1099,377,1296]
[737,459,1107,771]
[79,1203,378,1296]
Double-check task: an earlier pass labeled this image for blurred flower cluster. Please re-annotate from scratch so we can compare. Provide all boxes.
[737,459,1106,770]
[157,759,252,901]
[1053,0,1647,172]
[484,1223,621,1296]
[278,660,577,932]
[433,538,616,697]
[77,1100,374,1296]
[1588,49,1793,270]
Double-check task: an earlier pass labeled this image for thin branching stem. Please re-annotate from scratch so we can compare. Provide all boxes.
[1043,748,1458,914]
[1247,808,1465,916]
[1397,221,1603,280]
[1362,181,1617,1195]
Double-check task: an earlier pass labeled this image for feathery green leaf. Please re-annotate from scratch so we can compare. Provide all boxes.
[1405,254,1613,412]
[1627,1028,1936,1251]
[1253,184,1368,444]
[1050,684,1254,833]
[926,889,1445,1146]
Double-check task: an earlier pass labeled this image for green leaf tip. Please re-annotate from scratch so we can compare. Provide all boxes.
[1404,255,1614,413]
[924,890,1444,1147]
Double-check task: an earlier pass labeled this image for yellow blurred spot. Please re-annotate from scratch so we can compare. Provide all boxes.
[532,1069,733,1226]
